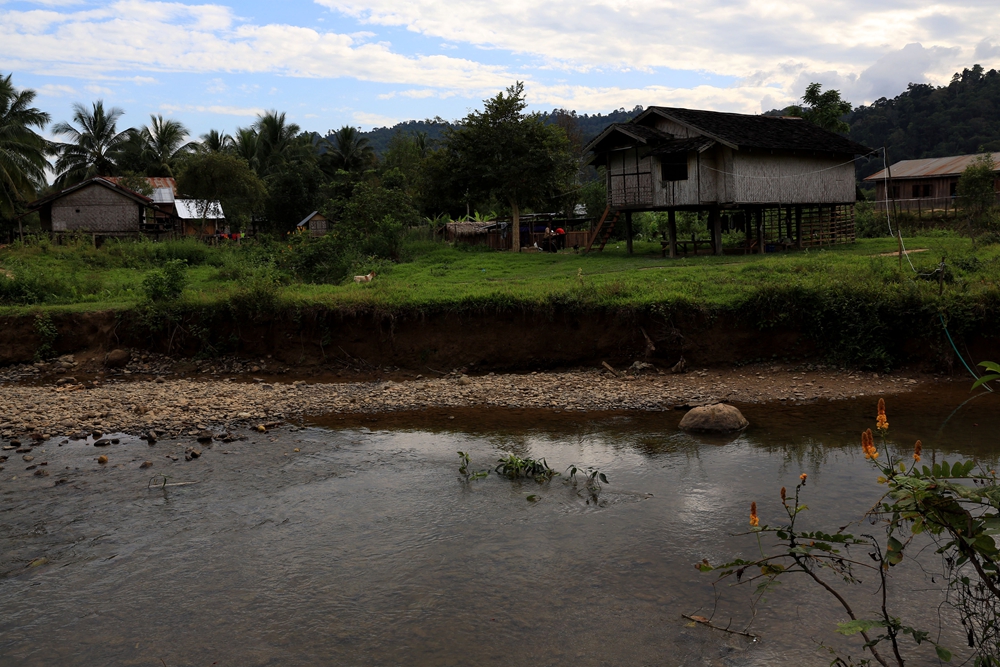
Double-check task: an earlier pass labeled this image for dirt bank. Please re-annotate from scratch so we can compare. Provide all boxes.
[0,362,932,441]
[2,304,996,379]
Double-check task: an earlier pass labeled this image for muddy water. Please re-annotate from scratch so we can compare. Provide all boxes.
[1,386,998,666]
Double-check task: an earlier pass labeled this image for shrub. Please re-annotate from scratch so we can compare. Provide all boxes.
[141,259,188,302]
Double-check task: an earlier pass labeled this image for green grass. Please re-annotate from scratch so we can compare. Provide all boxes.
[1,234,998,314]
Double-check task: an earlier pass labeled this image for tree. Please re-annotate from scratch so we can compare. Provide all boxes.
[232,127,260,173]
[785,82,852,134]
[52,100,133,186]
[140,114,196,176]
[199,129,232,153]
[176,152,266,234]
[253,110,301,176]
[957,153,998,237]
[445,82,577,250]
[323,126,376,174]
[0,73,50,220]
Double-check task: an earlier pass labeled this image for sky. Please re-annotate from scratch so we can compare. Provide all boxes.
[2,0,999,141]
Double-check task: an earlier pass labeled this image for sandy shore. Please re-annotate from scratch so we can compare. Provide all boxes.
[0,360,931,440]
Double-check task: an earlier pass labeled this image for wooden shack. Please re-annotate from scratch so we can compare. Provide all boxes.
[864,152,1000,215]
[30,177,173,242]
[584,107,874,256]
[296,211,329,237]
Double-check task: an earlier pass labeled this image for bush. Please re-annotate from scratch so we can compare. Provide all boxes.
[141,259,188,302]
[855,199,889,238]
[0,263,72,305]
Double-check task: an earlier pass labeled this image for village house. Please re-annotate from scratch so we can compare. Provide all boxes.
[296,211,330,237]
[864,152,1000,214]
[584,107,874,256]
[29,177,173,243]
[29,176,228,242]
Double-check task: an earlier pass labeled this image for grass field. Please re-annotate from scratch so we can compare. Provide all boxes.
[1,232,998,315]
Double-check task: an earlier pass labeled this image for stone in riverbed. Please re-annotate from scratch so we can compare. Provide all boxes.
[678,403,749,434]
[104,349,131,369]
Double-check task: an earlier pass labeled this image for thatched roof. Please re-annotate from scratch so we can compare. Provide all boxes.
[443,221,501,237]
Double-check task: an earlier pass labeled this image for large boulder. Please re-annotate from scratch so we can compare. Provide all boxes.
[104,349,131,369]
[679,403,749,433]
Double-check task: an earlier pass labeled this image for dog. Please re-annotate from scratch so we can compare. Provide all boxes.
[353,271,376,284]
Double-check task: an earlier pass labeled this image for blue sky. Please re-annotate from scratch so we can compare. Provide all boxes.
[2,0,999,141]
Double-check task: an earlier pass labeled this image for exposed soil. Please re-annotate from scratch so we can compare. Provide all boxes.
[0,359,936,441]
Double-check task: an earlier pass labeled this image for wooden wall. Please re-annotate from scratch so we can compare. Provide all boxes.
[729,151,855,204]
[51,184,141,233]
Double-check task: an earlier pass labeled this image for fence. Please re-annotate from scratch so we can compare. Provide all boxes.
[874,194,1000,217]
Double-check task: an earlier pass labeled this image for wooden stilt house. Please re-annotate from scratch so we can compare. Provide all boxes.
[584,107,874,256]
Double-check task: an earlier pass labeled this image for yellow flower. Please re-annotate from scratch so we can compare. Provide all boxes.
[862,429,879,460]
[780,486,786,503]
[799,473,808,484]
[750,501,759,527]
[913,440,922,463]
[876,398,889,431]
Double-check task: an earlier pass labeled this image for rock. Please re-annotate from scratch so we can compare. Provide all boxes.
[185,448,202,461]
[104,349,131,369]
[458,376,472,386]
[196,430,214,443]
[93,439,111,447]
[97,455,108,464]
[678,403,749,434]
[34,469,49,477]
[256,424,267,433]
[92,431,103,440]
[139,461,153,469]
[56,377,76,386]
[22,455,34,462]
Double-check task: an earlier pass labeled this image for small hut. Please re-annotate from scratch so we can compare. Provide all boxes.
[297,211,329,237]
[864,152,1000,215]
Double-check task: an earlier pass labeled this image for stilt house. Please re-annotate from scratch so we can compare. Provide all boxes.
[584,107,874,256]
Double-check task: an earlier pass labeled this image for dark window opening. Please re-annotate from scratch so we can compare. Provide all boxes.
[950,182,958,197]
[911,184,921,198]
[890,186,900,199]
[922,184,932,197]
[661,154,688,181]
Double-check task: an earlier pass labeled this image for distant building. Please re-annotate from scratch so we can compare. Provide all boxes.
[864,152,1000,212]
[296,211,329,237]
[584,107,873,256]
[30,177,172,242]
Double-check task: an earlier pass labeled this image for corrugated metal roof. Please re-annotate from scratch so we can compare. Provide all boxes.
[104,176,178,198]
[151,188,174,204]
[865,152,1000,180]
[296,211,321,227]
[175,199,225,220]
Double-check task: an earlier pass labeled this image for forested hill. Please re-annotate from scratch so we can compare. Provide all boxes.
[352,106,643,155]
[849,65,1000,178]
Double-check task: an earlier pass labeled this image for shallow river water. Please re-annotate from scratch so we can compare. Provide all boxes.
[2,385,998,666]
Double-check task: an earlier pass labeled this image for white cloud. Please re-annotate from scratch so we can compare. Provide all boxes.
[0,0,518,93]
[352,110,399,128]
[160,103,264,116]
[35,83,76,96]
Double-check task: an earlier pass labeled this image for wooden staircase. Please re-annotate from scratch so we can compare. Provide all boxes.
[585,206,620,253]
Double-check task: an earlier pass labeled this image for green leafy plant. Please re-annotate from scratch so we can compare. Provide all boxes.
[495,453,557,482]
[457,451,489,481]
[33,312,57,360]
[696,397,1000,666]
[566,464,610,493]
[141,258,187,302]
[972,361,1000,390]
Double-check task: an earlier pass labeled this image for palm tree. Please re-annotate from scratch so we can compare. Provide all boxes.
[0,73,50,218]
[52,100,133,187]
[253,110,301,175]
[325,125,375,173]
[141,114,196,176]
[200,129,233,153]
[232,126,261,172]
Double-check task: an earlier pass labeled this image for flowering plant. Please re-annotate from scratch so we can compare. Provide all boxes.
[696,398,1000,667]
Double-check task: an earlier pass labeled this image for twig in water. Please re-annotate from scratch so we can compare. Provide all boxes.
[682,614,759,640]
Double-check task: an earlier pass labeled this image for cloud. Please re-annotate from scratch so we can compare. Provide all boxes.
[35,83,76,96]
[352,111,400,128]
[160,103,264,116]
[0,0,518,94]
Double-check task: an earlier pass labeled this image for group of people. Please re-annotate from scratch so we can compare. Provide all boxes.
[536,225,566,252]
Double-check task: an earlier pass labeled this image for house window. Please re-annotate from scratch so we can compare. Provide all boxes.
[661,154,688,181]
[921,184,932,197]
[911,184,921,198]
[890,186,900,199]
[950,182,958,197]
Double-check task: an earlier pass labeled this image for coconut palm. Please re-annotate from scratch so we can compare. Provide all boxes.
[232,126,260,173]
[140,114,196,176]
[325,125,375,173]
[0,73,50,218]
[199,129,233,153]
[253,110,301,175]
[52,100,133,187]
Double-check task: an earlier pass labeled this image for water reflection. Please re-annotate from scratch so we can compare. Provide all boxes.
[0,386,996,666]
